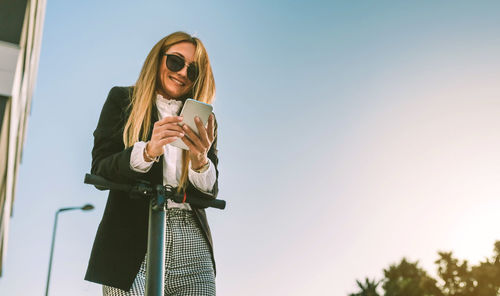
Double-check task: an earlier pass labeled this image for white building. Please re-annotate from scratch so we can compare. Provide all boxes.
[0,0,46,276]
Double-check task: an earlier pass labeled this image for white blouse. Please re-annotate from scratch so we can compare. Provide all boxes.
[129,94,217,210]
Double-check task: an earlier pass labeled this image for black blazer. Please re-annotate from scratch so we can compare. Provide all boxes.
[85,86,219,291]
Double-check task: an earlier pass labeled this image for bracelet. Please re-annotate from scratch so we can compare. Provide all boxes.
[193,161,209,173]
[144,142,160,163]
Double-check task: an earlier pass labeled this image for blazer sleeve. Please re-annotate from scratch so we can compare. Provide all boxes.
[91,86,145,184]
[186,113,220,201]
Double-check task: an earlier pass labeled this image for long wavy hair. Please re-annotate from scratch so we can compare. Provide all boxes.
[123,32,216,191]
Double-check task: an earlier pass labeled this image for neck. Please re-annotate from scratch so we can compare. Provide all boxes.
[156,89,178,101]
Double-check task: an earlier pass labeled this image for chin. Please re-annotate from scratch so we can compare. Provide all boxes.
[167,89,191,100]
[162,85,180,97]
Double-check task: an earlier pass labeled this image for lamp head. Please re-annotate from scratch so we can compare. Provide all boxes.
[81,204,94,211]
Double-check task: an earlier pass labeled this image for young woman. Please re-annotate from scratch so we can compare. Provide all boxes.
[85,32,219,296]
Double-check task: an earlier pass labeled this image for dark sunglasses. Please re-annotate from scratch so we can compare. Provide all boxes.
[164,53,198,82]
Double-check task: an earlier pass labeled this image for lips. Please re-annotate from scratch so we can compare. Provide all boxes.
[169,75,185,86]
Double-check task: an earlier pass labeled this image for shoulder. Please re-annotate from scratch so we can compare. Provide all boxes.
[106,86,134,106]
[100,86,134,116]
[109,86,133,96]
[96,86,134,129]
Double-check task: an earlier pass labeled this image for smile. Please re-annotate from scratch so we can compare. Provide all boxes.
[169,76,185,86]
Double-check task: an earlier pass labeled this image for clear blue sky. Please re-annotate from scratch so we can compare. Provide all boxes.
[1,0,500,295]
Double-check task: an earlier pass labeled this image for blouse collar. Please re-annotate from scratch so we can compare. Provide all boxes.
[155,93,183,114]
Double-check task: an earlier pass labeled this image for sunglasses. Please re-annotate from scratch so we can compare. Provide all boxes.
[164,53,199,82]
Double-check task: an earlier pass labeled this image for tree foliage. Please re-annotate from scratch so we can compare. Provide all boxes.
[349,241,500,296]
[383,258,443,296]
[349,278,381,296]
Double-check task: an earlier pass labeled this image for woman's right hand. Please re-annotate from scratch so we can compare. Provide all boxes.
[146,116,185,158]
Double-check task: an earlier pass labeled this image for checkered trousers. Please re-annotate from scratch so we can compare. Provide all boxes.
[102,208,216,296]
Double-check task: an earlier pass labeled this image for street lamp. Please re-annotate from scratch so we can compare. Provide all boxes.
[44,204,94,296]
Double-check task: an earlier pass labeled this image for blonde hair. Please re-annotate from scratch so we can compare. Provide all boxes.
[123,32,216,192]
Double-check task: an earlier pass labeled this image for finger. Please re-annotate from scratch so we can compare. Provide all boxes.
[159,136,180,146]
[152,123,183,140]
[182,124,204,150]
[207,114,215,142]
[158,130,184,139]
[181,136,199,153]
[159,123,184,133]
[156,116,183,126]
[194,116,210,147]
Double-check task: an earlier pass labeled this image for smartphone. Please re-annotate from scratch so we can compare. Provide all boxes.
[170,99,213,150]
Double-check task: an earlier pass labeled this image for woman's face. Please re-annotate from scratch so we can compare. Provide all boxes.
[158,41,196,99]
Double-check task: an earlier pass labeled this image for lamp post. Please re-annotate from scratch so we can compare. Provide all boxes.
[44,204,94,296]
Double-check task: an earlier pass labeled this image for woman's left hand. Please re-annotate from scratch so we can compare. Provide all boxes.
[181,114,215,170]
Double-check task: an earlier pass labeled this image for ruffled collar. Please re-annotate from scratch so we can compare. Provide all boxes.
[155,93,184,116]
[155,93,184,107]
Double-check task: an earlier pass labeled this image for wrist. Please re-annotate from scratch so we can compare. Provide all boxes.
[144,141,160,163]
[192,160,209,173]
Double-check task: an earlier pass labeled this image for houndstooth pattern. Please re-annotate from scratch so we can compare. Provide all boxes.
[102,209,215,296]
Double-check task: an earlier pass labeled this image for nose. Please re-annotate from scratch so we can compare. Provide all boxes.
[177,64,188,78]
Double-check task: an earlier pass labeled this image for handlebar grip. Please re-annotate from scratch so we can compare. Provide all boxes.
[207,199,226,210]
[84,174,132,192]
[171,194,226,210]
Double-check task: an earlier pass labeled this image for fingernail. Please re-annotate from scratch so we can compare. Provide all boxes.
[179,133,184,137]
[195,116,200,122]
